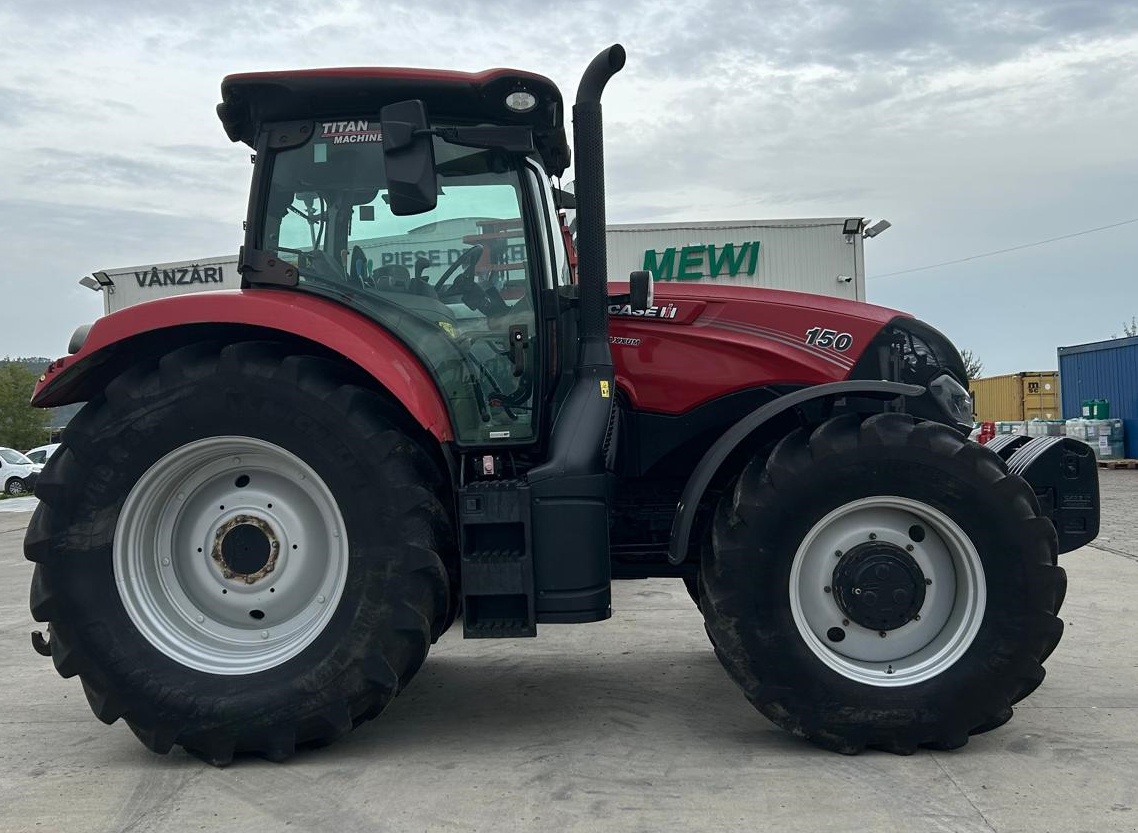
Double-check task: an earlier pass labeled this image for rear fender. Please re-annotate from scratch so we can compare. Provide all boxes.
[667,380,924,564]
[32,290,453,442]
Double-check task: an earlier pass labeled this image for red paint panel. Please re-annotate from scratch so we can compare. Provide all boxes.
[34,290,453,441]
[608,284,907,414]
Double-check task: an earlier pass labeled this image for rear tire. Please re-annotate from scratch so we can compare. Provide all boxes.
[700,413,1065,754]
[26,342,457,763]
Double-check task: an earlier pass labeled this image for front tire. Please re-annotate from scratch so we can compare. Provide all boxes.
[700,413,1066,754]
[6,477,27,496]
[26,342,456,763]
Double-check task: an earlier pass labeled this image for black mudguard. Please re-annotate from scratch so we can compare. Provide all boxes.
[667,380,924,564]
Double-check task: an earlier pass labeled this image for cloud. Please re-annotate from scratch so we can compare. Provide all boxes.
[0,0,1136,373]
[0,86,55,124]
[22,149,221,191]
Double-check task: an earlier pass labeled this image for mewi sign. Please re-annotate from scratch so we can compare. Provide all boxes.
[642,241,760,281]
[606,219,866,301]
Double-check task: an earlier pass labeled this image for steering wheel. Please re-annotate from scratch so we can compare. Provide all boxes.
[434,244,484,300]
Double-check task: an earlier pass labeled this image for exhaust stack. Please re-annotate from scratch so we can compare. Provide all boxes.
[571,43,626,369]
[526,45,625,626]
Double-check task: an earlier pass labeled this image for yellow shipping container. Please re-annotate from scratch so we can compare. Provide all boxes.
[969,372,1060,422]
[1021,372,1061,421]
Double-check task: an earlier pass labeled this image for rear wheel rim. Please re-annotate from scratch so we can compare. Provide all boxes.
[114,436,349,675]
[788,496,986,687]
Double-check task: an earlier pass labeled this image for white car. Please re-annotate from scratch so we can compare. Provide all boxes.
[25,443,60,467]
[0,447,37,496]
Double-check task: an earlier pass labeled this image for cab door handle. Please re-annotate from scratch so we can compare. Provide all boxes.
[509,324,528,377]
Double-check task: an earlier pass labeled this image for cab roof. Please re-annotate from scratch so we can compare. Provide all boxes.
[217,66,570,175]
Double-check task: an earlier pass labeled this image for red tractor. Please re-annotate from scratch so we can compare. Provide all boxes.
[26,45,1098,764]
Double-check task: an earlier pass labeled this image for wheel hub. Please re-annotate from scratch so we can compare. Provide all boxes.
[114,436,349,674]
[832,542,926,631]
[213,515,279,583]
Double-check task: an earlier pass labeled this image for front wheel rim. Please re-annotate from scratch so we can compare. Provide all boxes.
[788,496,986,687]
[114,436,349,675]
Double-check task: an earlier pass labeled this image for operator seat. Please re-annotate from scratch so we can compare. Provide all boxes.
[372,264,437,298]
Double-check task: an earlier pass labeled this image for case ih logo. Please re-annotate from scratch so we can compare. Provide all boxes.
[320,120,383,144]
[134,265,225,288]
[608,302,679,319]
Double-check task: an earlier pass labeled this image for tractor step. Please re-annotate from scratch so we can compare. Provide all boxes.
[458,479,536,638]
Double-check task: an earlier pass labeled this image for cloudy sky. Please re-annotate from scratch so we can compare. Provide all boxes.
[1,0,1136,374]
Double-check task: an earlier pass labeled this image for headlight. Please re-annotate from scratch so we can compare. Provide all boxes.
[928,373,972,425]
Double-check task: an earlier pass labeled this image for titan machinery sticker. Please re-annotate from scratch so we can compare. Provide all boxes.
[319,119,383,144]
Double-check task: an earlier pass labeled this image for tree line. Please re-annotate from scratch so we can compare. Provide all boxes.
[0,357,76,450]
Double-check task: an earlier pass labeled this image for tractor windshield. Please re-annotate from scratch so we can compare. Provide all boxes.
[260,133,538,446]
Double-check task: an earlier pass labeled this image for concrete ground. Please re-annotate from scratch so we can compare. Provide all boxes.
[1,472,1136,833]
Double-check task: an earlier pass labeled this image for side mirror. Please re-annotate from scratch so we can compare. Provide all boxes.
[380,99,438,216]
[553,187,577,210]
[629,269,654,311]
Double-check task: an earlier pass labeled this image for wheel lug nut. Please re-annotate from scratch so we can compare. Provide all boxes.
[835,550,843,558]
[879,631,887,638]
[823,586,832,594]
[925,578,932,585]
[162,558,170,566]
[853,587,862,595]
[906,544,914,552]
[317,595,326,604]
[196,614,204,623]
[869,533,877,540]
[914,614,921,621]
[260,631,269,639]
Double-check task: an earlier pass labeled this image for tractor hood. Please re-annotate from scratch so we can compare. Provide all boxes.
[606,282,964,415]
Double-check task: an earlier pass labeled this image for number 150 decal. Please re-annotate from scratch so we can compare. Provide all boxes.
[805,327,854,352]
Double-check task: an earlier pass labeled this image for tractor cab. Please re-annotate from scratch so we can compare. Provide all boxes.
[218,68,578,447]
[216,51,633,637]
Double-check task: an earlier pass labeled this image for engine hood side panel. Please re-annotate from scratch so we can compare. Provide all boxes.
[608,285,906,414]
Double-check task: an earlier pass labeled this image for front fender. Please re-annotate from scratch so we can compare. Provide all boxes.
[33,289,453,442]
[667,380,924,564]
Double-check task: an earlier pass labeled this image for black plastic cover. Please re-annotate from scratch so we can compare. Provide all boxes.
[1006,436,1100,555]
[983,434,1032,460]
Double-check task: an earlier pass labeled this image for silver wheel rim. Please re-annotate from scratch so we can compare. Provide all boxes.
[788,496,986,687]
[8,479,26,496]
[114,436,349,675]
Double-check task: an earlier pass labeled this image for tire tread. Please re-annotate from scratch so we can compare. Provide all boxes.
[25,341,455,763]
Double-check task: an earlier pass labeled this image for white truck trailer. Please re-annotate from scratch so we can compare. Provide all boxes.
[80,217,879,314]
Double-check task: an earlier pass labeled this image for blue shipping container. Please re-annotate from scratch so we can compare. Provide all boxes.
[1058,335,1138,459]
